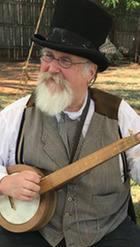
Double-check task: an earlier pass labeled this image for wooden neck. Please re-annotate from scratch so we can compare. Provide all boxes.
[39,132,140,195]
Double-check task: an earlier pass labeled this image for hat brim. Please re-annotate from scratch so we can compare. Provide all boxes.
[32,34,108,72]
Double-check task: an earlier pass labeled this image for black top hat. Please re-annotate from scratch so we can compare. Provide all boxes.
[32,0,112,72]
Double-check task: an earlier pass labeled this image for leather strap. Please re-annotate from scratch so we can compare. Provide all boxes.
[15,94,35,164]
[69,90,90,164]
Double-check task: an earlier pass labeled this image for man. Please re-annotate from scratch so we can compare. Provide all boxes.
[0,0,140,246]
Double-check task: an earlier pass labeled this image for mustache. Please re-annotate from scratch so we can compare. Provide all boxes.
[38,71,66,86]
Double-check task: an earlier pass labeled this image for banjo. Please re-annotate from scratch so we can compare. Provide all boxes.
[0,132,140,233]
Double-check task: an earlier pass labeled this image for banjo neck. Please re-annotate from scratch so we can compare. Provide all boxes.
[39,132,140,195]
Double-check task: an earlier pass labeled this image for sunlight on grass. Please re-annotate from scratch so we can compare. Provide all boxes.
[0,95,6,111]
[0,94,19,111]
[131,181,140,226]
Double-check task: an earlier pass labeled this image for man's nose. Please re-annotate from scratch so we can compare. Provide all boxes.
[48,59,61,74]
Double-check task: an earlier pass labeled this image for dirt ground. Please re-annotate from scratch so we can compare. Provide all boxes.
[0,61,40,96]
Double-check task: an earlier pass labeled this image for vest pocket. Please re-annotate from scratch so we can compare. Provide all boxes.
[91,192,126,219]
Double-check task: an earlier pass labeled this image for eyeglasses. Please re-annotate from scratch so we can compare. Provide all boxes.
[41,50,89,69]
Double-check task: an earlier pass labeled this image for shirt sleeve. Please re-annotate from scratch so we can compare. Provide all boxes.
[118,100,140,184]
[0,95,30,180]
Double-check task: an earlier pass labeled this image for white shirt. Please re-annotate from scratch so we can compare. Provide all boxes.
[0,94,140,184]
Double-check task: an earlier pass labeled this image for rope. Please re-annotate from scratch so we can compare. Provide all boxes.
[18,0,47,92]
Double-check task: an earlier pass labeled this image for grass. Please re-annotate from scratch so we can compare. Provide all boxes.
[0,94,18,111]
[131,181,140,226]
[95,64,140,113]
[0,95,4,110]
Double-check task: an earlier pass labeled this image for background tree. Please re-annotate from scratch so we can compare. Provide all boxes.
[91,0,140,17]
[100,0,140,17]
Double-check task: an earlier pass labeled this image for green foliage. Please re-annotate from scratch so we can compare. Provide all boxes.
[101,0,140,9]
[101,0,119,8]
[101,0,140,16]
[126,0,140,11]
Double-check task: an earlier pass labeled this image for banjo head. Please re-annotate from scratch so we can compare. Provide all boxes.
[0,164,57,233]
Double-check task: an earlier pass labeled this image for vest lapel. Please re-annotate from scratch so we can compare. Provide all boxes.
[78,112,105,160]
[24,107,69,171]
[42,114,69,168]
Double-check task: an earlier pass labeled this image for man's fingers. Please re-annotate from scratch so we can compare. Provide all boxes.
[23,181,41,193]
[136,133,140,141]
[23,171,41,184]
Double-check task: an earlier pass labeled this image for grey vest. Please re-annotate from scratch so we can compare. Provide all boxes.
[22,89,130,247]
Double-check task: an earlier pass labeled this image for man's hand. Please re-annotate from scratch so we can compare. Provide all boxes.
[137,133,140,141]
[0,171,41,201]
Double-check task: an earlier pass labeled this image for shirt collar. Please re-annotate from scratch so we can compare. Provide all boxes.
[57,91,88,122]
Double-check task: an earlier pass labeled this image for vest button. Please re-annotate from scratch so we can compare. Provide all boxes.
[65,213,70,217]
[68,197,72,201]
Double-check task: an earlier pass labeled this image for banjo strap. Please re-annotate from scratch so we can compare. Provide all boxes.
[15,94,35,164]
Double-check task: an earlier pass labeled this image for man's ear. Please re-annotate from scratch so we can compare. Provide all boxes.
[87,65,98,87]
[87,64,98,81]
[90,64,98,77]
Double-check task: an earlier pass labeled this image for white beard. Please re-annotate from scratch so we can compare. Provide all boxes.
[35,72,73,116]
